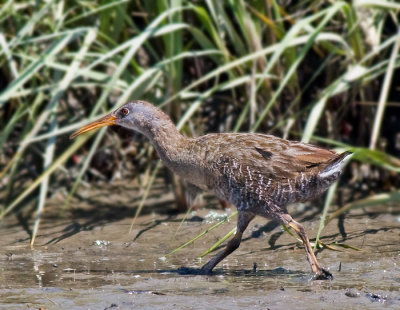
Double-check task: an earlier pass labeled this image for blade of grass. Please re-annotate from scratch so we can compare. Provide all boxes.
[200,227,236,257]
[0,33,19,78]
[354,0,400,10]
[369,26,400,149]
[31,109,57,247]
[0,0,13,19]
[165,211,237,257]
[326,191,400,225]
[314,182,339,250]
[172,205,195,240]
[64,0,130,26]
[320,242,361,251]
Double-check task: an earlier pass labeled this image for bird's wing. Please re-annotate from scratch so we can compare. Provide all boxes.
[252,142,338,179]
[208,134,338,181]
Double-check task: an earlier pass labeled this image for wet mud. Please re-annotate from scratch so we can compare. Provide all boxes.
[0,182,399,309]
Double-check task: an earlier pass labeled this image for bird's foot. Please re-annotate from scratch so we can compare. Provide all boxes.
[176,267,208,275]
[199,266,213,275]
[198,268,213,275]
[314,268,333,280]
[175,265,214,275]
[199,262,215,275]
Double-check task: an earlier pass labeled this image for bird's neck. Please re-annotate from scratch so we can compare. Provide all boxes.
[142,118,189,166]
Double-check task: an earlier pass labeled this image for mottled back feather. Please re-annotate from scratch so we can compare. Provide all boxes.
[196,133,340,180]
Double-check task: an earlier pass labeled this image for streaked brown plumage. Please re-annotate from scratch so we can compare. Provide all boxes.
[71,100,352,279]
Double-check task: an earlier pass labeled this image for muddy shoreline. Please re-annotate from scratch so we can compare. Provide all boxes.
[1,183,399,309]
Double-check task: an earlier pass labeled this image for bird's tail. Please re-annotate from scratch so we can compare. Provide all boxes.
[319,151,353,178]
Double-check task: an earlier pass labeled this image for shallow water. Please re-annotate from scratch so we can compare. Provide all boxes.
[0,184,399,309]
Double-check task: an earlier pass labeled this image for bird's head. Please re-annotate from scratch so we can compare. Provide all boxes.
[70,100,170,139]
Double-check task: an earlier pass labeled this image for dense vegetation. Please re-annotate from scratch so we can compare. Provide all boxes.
[1,0,399,245]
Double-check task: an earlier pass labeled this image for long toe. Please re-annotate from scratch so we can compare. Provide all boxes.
[314,268,333,280]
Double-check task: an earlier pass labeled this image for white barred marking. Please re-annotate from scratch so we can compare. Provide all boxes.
[246,166,252,181]
[258,173,264,184]
[287,179,292,192]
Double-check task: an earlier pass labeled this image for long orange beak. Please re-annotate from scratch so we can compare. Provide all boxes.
[70,114,117,139]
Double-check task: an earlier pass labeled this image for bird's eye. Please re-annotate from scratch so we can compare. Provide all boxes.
[121,107,129,116]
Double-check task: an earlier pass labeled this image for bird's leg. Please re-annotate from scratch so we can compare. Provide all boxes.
[281,213,332,280]
[201,211,255,274]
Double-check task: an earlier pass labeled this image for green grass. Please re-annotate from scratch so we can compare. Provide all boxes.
[0,0,399,248]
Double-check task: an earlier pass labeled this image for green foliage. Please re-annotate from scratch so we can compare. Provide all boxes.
[0,0,399,247]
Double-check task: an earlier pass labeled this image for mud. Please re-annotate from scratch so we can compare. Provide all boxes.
[0,181,399,309]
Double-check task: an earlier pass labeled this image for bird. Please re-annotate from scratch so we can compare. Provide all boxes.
[70,100,352,280]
